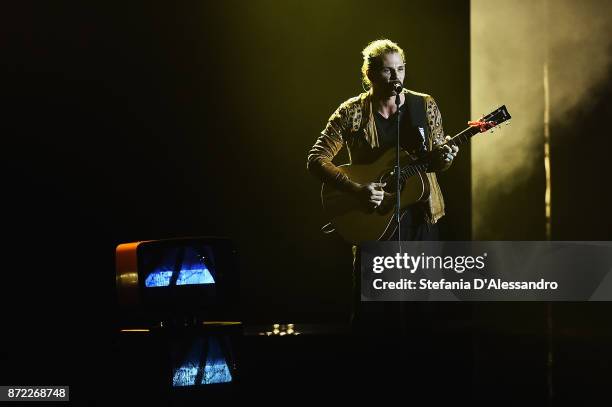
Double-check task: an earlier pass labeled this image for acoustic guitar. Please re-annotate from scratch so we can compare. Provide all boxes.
[320,105,511,244]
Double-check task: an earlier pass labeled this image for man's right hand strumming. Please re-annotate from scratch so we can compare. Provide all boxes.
[356,182,387,209]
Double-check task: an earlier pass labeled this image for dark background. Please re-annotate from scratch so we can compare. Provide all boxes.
[2,0,470,388]
[2,0,611,398]
[2,3,469,319]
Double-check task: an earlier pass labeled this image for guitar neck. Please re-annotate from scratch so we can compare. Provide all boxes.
[400,126,480,177]
[448,125,481,147]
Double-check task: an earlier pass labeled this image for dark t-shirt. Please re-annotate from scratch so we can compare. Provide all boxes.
[374,101,427,153]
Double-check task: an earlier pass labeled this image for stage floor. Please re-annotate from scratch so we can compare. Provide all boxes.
[96,320,612,404]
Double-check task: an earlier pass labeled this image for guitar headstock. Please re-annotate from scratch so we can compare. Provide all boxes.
[468,105,511,133]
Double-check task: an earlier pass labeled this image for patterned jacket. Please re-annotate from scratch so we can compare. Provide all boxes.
[307,88,447,224]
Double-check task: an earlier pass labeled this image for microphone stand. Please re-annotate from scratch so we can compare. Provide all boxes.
[394,90,402,243]
[394,87,407,337]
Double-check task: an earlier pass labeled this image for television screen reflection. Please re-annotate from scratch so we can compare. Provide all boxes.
[172,335,235,387]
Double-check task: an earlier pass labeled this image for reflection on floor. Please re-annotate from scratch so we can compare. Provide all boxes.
[172,336,232,386]
[107,319,612,404]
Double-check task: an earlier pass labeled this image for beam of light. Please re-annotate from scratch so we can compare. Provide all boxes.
[543,62,551,241]
[544,29,554,407]
[543,2,554,402]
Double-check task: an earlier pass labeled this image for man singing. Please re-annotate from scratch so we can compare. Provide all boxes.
[306,39,459,332]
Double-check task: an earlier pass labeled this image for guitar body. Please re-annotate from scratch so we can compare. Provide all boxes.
[321,148,430,244]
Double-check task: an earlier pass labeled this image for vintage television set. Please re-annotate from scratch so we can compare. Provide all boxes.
[116,237,240,324]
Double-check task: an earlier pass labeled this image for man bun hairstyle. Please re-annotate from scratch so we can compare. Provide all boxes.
[361,39,406,90]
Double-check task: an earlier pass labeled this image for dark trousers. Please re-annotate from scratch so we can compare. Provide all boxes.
[351,207,440,335]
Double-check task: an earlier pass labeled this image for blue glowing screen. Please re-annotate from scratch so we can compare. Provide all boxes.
[144,246,216,287]
[172,336,233,386]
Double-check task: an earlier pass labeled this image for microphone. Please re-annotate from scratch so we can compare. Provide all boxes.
[390,80,403,94]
